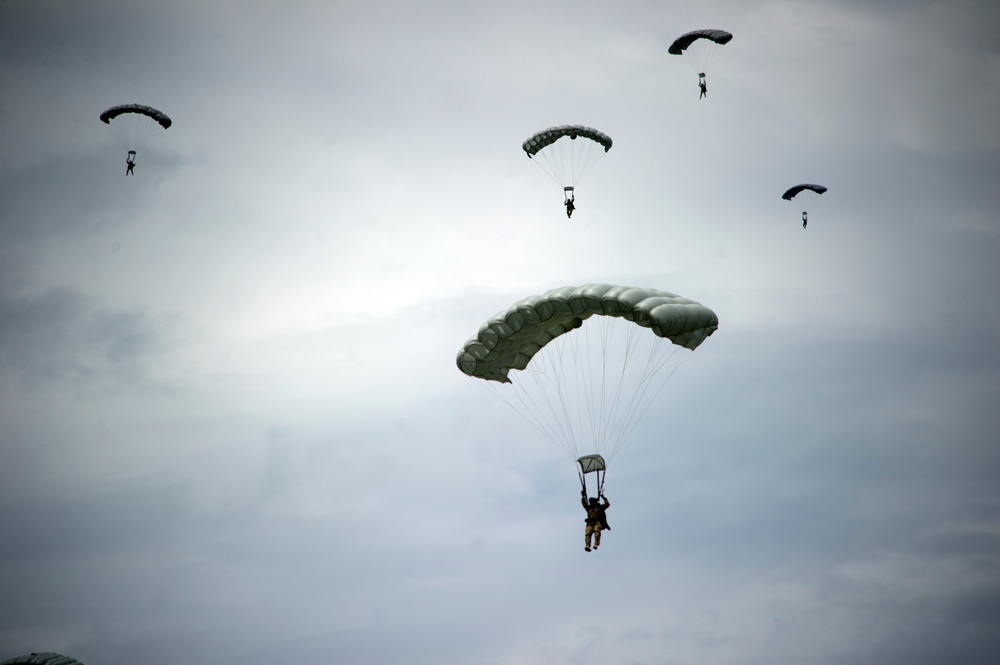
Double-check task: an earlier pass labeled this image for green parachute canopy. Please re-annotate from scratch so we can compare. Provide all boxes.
[458,284,718,468]
[458,284,717,384]
[522,125,612,198]
[522,125,612,158]
[0,654,84,665]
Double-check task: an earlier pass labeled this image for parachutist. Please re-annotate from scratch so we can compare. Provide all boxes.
[699,76,708,99]
[564,194,575,218]
[126,159,135,175]
[782,184,827,227]
[582,490,610,552]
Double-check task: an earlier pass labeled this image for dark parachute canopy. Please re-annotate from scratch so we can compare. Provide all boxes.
[522,125,613,158]
[522,126,612,201]
[99,103,172,159]
[0,654,84,665]
[99,104,172,129]
[668,29,734,55]
[458,284,718,472]
[782,184,828,200]
[668,29,733,91]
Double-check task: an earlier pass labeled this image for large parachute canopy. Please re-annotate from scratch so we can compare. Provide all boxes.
[99,103,172,158]
[0,654,84,665]
[522,125,612,200]
[668,29,733,83]
[458,284,718,472]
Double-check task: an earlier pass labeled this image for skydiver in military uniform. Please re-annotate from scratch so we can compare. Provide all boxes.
[802,211,808,229]
[581,490,610,552]
[126,157,135,175]
[699,73,708,99]
[564,193,575,218]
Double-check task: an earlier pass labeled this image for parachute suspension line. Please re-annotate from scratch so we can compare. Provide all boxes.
[106,111,168,155]
[584,320,691,463]
[546,338,584,457]
[487,336,587,461]
[607,344,691,461]
[482,373,575,460]
[680,40,724,83]
[531,136,607,194]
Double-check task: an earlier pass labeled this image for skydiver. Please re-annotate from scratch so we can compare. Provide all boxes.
[581,489,610,552]
[126,157,135,176]
[699,73,708,99]
[564,193,575,218]
[802,211,808,229]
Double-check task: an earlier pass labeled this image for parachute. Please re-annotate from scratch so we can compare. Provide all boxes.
[0,654,84,665]
[668,29,733,90]
[522,125,612,210]
[458,284,718,492]
[782,184,828,228]
[667,29,734,56]
[99,103,172,166]
[782,184,828,200]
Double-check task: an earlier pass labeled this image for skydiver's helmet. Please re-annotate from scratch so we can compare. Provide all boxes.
[589,497,599,505]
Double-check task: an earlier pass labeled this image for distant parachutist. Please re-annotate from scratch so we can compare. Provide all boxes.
[782,184,827,229]
[564,188,576,218]
[668,29,733,97]
[126,149,136,175]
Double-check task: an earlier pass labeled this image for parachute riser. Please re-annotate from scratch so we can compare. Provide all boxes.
[578,467,606,498]
[578,453,607,499]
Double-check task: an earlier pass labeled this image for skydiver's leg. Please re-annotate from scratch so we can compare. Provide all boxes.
[585,524,594,551]
[593,525,602,550]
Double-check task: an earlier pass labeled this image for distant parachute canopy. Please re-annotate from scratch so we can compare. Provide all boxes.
[457,284,718,470]
[522,125,612,158]
[99,103,172,157]
[668,29,733,84]
[782,184,828,200]
[0,654,85,665]
[99,104,172,129]
[667,29,734,55]
[522,125,612,198]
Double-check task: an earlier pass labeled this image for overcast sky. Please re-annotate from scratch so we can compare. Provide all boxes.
[1,1,999,664]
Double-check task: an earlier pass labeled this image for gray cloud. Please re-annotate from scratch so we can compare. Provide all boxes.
[1,0,998,664]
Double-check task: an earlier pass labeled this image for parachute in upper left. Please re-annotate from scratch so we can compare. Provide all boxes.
[100,103,172,171]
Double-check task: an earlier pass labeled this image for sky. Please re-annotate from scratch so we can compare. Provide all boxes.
[1,1,999,664]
